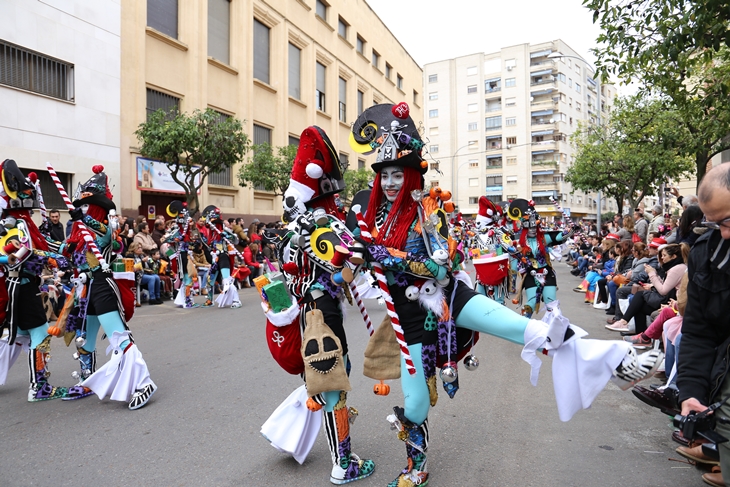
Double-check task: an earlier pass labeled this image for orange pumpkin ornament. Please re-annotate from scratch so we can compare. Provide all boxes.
[306,397,323,411]
[439,190,452,201]
[373,380,390,396]
[443,202,455,213]
[47,325,63,337]
[429,187,442,199]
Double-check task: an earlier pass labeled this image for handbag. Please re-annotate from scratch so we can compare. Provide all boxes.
[643,289,672,308]
[631,232,641,243]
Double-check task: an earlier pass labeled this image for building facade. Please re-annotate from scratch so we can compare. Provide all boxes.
[0,0,122,219]
[121,0,422,220]
[422,40,616,220]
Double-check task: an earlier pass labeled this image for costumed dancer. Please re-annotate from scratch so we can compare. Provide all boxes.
[58,165,156,410]
[0,159,70,401]
[200,205,241,308]
[349,103,664,486]
[471,196,515,304]
[508,198,570,318]
[262,126,374,484]
[164,201,197,308]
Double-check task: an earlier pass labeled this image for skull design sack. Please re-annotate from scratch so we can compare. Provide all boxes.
[301,308,351,396]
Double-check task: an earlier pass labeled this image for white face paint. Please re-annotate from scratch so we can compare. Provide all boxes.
[81,204,89,215]
[380,166,405,202]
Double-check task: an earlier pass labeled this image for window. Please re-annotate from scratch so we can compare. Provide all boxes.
[505,58,516,70]
[556,73,566,83]
[356,35,365,55]
[575,101,581,112]
[506,136,516,145]
[505,117,516,126]
[430,145,439,153]
[467,66,477,76]
[485,116,502,131]
[253,19,270,83]
[288,43,301,99]
[397,74,403,90]
[486,137,501,150]
[486,98,501,112]
[338,77,347,122]
[467,103,478,113]
[506,175,518,183]
[20,169,70,209]
[0,40,75,102]
[253,124,272,190]
[469,197,479,205]
[469,159,479,168]
[358,158,365,170]
[413,89,419,106]
[208,0,231,64]
[315,0,328,20]
[337,16,348,38]
[429,92,438,100]
[289,135,300,147]
[487,195,503,204]
[429,127,439,136]
[505,78,516,88]
[575,64,581,74]
[485,78,501,93]
[385,63,392,79]
[468,140,478,147]
[372,50,380,68]
[469,178,479,187]
[507,157,517,165]
[568,78,573,88]
[316,62,326,111]
[467,85,477,94]
[209,110,233,185]
[468,122,478,131]
[148,0,178,39]
[339,153,349,170]
[486,175,503,186]
[575,82,581,93]
[428,74,438,83]
[429,109,438,118]
[505,97,516,107]
[146,88,179,120]
[430,180,440,188]
[357,89,364,115]
[487,156,503,167]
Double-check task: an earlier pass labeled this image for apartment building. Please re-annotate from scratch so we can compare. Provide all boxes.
[0,0,122,219]
[422,40,616,221]
[122,0,422,219]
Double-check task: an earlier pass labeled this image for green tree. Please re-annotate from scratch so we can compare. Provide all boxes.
[567,95,695,213]
[584,0,730,186]
[135,108,250,214]
[237,143,297,197]
[341,167,372,204]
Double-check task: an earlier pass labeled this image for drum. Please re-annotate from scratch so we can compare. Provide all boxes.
[473,254,510,286]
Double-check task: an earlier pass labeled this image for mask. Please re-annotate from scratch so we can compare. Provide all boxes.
[380,166,404,203]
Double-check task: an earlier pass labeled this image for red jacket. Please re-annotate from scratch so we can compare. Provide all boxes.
[243,247,261,267]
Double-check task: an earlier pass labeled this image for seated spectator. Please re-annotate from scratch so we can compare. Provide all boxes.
[616,215,635,243]
[133,221,158,253]
[151,249,173,300]
[574,234,618,303]
[128,242,163,305]
[598,240,634,314]
[151,220,166,249]
[607,240,662,324]
[243,242,264,285]
[606,243,688,333]
[676,204,704,247]
[571,234,602,278]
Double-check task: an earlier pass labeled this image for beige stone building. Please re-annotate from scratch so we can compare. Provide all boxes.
[121,0,422,220]
[422,40,616,221]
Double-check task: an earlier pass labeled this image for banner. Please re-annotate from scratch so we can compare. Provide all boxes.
[136,157,201,194]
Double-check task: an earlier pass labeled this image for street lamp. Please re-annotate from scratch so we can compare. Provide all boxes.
[450,143,473,211]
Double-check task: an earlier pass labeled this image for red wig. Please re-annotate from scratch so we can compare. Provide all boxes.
[364,166,422,250]
[8,209,49,251]
[66,204,110,254]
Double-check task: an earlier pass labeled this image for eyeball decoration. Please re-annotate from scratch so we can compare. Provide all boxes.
[405,285,420,301]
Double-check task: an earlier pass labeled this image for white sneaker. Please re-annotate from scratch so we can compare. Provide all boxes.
[612,348,664,391]
[593,302,609,310]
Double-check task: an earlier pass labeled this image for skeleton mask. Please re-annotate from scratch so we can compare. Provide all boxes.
[301,309,351,396]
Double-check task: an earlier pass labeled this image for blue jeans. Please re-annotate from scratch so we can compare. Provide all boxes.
[141,274,161,300]
[608,280,619,306]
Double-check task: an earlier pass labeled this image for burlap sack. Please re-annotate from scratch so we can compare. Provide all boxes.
[301,309,351,396]
[363,316,401,380]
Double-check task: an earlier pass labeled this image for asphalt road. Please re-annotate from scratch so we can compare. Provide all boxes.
[0,261,708,487]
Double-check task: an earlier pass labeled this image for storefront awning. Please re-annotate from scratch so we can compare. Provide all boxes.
[531,109,554,117]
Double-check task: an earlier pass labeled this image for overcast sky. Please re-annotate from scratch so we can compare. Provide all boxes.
[366,0,603,69]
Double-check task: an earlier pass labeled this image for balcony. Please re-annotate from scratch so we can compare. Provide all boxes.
[530,59,555,68]
[531,180,559,189]
[531,159,558,167]
[530,98,558,109]
[530,78,556,87]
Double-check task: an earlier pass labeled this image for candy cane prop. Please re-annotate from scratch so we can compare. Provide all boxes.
[45,162,108,269]
[35,180,48,223]
[351,205,416,375]
[204,220,244,261]
[348,280,374,336]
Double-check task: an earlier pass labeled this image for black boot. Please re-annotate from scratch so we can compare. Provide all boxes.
[28,336,67,402]
[387,407,429,487]
[324,392,375,485]
[64,347,96,400]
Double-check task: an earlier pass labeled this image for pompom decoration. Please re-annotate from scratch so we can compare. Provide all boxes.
[391,102,410,120]
[92,165,104,174]
[282,262,299,275]
[27,172,38,183]
[305,163,324,179]
[420,161,428,169]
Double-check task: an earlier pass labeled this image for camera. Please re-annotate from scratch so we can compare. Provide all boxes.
[673,407,728,444]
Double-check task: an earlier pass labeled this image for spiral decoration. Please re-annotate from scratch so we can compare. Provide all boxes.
[310,228,339,261]
[507,198,531,222]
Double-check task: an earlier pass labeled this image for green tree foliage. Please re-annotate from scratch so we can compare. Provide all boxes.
[135,108,250,214]
[584,0,730,185]
[237,143,297,197]
[567,95,695,213]
[341,167,372,204]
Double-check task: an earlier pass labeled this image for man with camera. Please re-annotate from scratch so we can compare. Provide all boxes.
[677,163,730,486]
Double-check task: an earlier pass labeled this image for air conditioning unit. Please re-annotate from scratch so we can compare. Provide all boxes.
[507,66,513,71]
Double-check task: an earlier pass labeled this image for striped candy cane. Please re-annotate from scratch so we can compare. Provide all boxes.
[35,181,47,222]
[351,205,416,375]
[348,280,374,336]
[205,221,244,261]
[45,162,108,269]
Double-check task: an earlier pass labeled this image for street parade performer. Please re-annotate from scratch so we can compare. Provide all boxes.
[199,204,241,308]
[260,126,375,485]
[508,197,570,317]
[348,103,663,487]
[57,164,157,410]
[164,200,198,308]
[471,195,514,304]
[0,159,71,401]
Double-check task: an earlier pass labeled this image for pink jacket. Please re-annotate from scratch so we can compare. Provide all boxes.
[648,264,686,296]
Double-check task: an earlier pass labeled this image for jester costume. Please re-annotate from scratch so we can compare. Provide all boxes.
[507,198,572,318]
[349,103,664,486]
[199,205,241,308]
[0,159,71,401]
[471,196,515,305]
[164,200,197,308]
[262,126,374,485]
[60,165,156,410]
